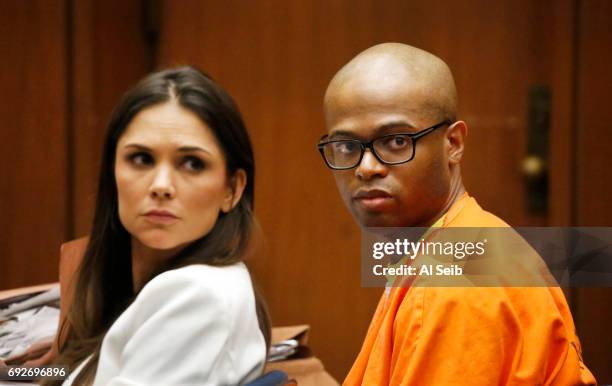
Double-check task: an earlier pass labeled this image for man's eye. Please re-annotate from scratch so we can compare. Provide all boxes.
[128,152,153,166]
[182,156,205,172]
[334,141,359,154]
[383,136,409,150]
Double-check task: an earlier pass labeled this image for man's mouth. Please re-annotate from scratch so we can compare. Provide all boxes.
[353,189,394,211]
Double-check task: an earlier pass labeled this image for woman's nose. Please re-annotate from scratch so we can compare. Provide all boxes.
[149,165,176,199]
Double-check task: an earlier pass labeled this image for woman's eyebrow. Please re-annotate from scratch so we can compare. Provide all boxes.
[177,146,212,156]
[122,143,212,156]
[123,143,151,151]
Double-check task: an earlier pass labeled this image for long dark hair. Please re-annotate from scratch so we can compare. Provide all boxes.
[45,66,270,385]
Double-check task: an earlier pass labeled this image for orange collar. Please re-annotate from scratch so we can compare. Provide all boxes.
[441,192,470,227]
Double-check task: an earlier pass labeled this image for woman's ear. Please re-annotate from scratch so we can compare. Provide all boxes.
[221,169,247,213]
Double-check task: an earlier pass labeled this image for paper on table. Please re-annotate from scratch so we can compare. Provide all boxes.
[0,286,59,319]
[268,339,299,362]
[0,283,57,303]
[0,306,59,360]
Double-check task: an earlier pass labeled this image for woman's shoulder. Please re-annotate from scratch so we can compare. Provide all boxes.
[134,263,255,314]
[94,262,265,386]
[146,262,252,289]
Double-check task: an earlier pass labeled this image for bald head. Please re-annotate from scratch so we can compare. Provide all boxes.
[321,43,467,228]
[324,43,457,124]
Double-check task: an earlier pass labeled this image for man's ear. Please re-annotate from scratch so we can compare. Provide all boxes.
[221,169,247,213]
[446,121,468,165]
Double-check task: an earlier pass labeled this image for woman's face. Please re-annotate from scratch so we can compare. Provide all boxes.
[115,101,242,251]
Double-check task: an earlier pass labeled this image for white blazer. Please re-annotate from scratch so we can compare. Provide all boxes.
[63,263,266,386]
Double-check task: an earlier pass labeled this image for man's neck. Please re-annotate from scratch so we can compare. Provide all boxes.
[424,174,466,227]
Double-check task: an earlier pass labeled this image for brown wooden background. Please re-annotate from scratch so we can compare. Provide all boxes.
[1,0,610,381]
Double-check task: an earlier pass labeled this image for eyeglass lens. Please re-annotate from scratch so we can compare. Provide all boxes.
[322,134,415,168]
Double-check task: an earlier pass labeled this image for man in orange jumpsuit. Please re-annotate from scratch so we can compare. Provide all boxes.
[318,43,596,385]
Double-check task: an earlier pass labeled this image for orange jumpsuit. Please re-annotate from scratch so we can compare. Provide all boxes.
[344,194,597,386]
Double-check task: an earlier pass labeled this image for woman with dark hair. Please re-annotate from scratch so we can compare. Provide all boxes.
[45,66,270,385]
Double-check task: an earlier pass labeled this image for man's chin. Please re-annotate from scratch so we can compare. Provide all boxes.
[353,209,402,228]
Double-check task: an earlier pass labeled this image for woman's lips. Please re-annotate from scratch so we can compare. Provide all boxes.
[143,210,178,224]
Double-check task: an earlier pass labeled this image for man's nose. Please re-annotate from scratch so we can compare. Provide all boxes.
[355,149,388,180]
[149,165,176,199]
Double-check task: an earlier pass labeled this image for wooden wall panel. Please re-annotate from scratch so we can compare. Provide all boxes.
[0,0,68,289]
[575,3,612,224]
[0,0,151,290]
[573,0,612,382]
[157,0,570,378]
[70,0,152,237]
[546,0,578,227]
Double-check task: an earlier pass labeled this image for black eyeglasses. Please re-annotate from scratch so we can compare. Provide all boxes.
[317,120,451,170]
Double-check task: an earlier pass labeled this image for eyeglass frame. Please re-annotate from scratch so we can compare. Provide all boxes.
[317,119,452,170]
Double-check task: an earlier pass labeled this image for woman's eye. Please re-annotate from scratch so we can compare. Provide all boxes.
[128,152,153,167]
[182,156,205,172]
